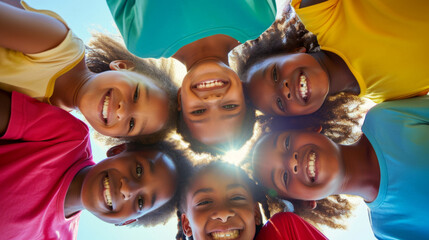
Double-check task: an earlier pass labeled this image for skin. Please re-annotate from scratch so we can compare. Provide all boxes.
[246,50,330,116]
[174,34,247,146]
[0,90,11,136]
[0,1,170,137]
[181,167,260,240]
[65,146,177,225]
[252,130,380,203]
[179,59,246,145]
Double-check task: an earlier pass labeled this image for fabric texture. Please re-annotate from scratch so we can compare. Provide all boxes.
[0,1,85,103]
[256,212,328,240]
[291,0,429,103]
[106,0,276,58]
[0,92,94,240]
[362,95,429,240]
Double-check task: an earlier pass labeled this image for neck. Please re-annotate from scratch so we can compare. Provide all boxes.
[313,50,360,95]
[50,58,95,111]
[172,34,240,70]
[64,166,91,218]
[337,135,380,202]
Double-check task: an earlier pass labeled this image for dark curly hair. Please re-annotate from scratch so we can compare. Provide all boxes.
[175,161,275,240]
[231,5,365,136]
[85,33,179,144]
[118,141,193,227]
[176,98,257,155]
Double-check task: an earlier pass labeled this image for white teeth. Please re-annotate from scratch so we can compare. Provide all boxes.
[308,152,316,178]
[299,74,308,100]
[103,177,113,208]
[102,95,110,120]
[195,80,225,89]
[211,230,240,240]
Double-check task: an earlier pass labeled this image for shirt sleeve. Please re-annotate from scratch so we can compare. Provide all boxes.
[1,91,89,142]
[256,212,328,240]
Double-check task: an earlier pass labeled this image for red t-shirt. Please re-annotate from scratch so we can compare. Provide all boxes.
[0,92,94,240]
[256,212,328,240]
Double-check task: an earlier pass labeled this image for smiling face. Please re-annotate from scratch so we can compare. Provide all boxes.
[252,130,343,201]
[81,149,177,224]
[77,70,169,137]
[182,167,259,240]
[245,53,329,117]
[180,59,246,145]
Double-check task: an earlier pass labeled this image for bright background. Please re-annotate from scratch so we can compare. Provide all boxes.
[24,0,376,239]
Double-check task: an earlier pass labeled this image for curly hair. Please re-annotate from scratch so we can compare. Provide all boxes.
[176,98,257,155]
[85,33,179,144]
[175,161,270,240]
[118,141,194,227]
[231,5,366,136]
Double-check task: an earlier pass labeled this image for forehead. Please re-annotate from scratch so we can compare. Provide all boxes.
[189,167,251,194]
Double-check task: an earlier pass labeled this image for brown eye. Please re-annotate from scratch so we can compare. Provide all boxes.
[137,196,144,210]
[272,65,278,83]
[284,135,290,150]
[191,109,206,115]
[276,97,284,112]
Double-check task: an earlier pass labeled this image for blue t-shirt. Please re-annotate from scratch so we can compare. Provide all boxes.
[106,0,276,58]
[362,96,429,240]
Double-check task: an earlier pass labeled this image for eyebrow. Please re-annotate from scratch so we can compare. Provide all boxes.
[149,160,154,174]
[189,111,243,124]
[192,188,213,198]
[273,133,280,148]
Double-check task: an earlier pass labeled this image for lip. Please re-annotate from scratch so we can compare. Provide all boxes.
[100,171,112,212]
[99,89,113,125]
[191,79,230,92]
[294,71,311,105]
[304,149,318,184]
[207,226,243,240]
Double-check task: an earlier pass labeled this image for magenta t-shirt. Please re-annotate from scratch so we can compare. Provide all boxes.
[0,92,94,240]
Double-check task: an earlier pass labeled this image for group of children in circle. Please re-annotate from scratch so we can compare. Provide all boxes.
[1,0,428,239]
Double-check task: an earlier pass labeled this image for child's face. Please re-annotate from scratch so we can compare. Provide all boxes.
[78,71,170,137]
[245,53,329,117]
[182,168,259,240]
[253,130,343,201]
[180,60,246,145]
[81,149,177,224]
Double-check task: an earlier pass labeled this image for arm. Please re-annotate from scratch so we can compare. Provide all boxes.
[0,90,11,137]
[0,1,68,54]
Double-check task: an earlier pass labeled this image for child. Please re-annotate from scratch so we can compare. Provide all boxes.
[176,161,327,240]
[252,95,429,239]
[106,0,278,153]
[0,90,192,239]
[0,1,177,139]
[234,0,429,118]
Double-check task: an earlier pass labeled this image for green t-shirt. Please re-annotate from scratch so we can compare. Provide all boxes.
[106,0,276,58]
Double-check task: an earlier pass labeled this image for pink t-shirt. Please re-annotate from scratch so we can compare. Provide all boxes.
[0,92,94,240]
[256,212,328,240]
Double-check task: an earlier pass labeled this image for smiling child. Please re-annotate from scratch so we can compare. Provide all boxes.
[0,1,177,139]
[0,90,192,239]
[176,161,327,240]
[235,0,429,118]
[106,0,278,153]
[252,95,429,239]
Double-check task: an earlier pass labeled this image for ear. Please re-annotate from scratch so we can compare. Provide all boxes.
[296,47,307,53]
[177,88,182,111]
[106,143,127,157]
[253,203,263,226]
[109,60,135,71]
[304,200,317,209]
[181,213,193,237]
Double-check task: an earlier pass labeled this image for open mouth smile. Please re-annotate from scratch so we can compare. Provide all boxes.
[210,229,241,240]
[100,89,112,125]
[103,175,113,210]
[306,150,318,183]
[298,73,310,103]
[192,79,229,91]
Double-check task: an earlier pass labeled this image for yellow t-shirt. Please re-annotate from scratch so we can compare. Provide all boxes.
[292,0,429,103]
[0,1,85,103]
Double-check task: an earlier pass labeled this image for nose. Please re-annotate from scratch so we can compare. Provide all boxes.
[281,80,291,100]
[120,177,142,200]
[211,208,235,223]
[201,93,223,103]
[116,100,128,120]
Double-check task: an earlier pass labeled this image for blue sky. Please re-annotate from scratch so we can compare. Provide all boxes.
[24,0,375,239]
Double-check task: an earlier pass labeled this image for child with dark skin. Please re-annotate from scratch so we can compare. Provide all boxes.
[252,96,429,239]
[0,90,188,239]
[177,162,327,240]
[240,0,429,117]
